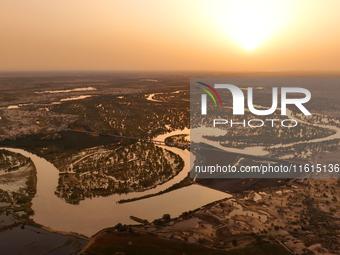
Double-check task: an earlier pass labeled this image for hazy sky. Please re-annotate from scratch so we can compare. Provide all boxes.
[1,0,340,72]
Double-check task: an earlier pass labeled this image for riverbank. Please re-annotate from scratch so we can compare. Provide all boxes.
[0,128,229,237]
[118,173,193,204]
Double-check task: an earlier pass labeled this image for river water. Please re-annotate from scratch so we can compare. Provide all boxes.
[1,128,229,237]
[4,107,338,236]
[191,108,340,157]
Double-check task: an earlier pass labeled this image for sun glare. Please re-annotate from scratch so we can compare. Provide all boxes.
[208,0,291,50]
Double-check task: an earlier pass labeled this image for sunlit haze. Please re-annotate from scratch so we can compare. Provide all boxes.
[1,0,340,72]
[208,0,292,50]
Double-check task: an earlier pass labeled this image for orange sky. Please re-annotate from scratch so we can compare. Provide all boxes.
[1,0,340,72]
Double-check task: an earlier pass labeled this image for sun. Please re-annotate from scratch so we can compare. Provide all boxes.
[208,0,291,50]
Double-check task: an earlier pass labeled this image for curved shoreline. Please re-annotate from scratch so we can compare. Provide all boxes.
[192,109,340,157]
[0,128,228,237]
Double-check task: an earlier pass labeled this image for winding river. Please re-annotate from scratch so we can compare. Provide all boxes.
[4,109,338,237]
[1,129,229,237]
[191,108,340,157]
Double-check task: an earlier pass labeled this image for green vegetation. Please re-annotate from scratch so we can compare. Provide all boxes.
[204,121,334,148]
[55,142,185,204]
[0,150,37,219]
[192,108,334,148]
[267,138,340,160]
[50,92,189,139]
[165,134,190,150]
[0,91,190,204]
